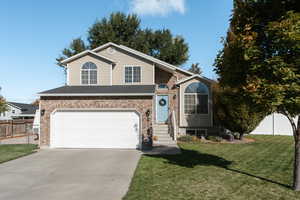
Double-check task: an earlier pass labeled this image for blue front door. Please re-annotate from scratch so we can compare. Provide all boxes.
[156,95,169,123]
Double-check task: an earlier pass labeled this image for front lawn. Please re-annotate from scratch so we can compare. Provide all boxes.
[0,144,37,164]
[124,136,300,200]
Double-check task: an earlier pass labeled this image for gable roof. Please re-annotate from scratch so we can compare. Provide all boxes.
[176,74,214,85]
[61,42,196,76]
[59,42,216,82]
[60,50,116,65]
[8,102,38,115]
[92,42,195,76]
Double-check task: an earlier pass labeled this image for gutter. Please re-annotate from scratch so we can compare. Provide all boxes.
[38,93,155,97]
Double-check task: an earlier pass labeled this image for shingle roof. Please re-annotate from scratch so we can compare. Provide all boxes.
[8,102,38,115]
[38,85,156,96]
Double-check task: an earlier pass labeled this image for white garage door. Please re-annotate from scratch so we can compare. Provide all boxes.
[50,110,140,149]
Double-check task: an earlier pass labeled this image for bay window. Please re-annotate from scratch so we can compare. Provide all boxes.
[184,82,209,114]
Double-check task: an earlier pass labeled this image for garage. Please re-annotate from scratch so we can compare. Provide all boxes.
[50,110,140,149]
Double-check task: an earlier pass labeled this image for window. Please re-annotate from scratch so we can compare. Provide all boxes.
[184,82,209,114]
[186,129,207,138]
[81,62,97,85]
[157,84,168,90]
[12,110,15,114]
[125,66,141,83]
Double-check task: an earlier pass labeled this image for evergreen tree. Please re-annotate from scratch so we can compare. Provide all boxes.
[188,63,203,75]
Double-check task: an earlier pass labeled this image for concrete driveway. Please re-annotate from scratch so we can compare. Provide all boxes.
[0,149,141,200]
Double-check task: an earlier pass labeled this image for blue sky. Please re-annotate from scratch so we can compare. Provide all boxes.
[0,0,233,103]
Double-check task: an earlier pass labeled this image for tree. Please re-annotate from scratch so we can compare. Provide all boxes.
[56,12,189,68]
[213,85,265,140]
[188,63,203,75]
[31,99,40,107]
[215,0,300,190]
[0,97,7,113]
[56,38,87,68]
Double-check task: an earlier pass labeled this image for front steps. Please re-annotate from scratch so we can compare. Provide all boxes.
[153,124,176,146]
[143,124,180,155]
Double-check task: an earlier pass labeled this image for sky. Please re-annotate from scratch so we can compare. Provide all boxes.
[0,0,233,103]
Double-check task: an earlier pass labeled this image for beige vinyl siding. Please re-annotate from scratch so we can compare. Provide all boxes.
[67,55,111,85]
[95,47,154,85]
[179,79,213,127]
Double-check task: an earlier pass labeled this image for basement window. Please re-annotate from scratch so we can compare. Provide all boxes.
[186,129,207,138]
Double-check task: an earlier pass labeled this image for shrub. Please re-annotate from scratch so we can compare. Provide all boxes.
[207,136,223,142]
[213,85,266,140]
[178,135,198,142]
[222,133,234,141]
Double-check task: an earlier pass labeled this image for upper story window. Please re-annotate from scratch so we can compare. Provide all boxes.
[81,62,97,85]
[184,82,209,114]
[125,66,141,83]
[157,84,168,90]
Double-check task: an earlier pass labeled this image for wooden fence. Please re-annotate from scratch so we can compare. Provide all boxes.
[0,119,34,138]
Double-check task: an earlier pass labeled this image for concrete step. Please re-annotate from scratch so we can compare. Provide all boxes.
[153,130,169,134]
[153,124,168,128]
[153,129,169,133]
[153,126,168,130]
[153,135,172,139]
[154,137,170,141]
[153,127,169,131]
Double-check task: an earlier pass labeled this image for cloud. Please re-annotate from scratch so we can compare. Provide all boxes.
[130,0,186,16]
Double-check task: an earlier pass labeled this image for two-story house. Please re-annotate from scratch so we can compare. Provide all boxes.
[38,42,214,149]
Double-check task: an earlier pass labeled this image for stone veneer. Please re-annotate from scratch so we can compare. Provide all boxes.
[40,96,153,147]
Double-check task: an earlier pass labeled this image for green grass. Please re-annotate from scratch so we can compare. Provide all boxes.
[0,144,38,164]
[124,135,300,200]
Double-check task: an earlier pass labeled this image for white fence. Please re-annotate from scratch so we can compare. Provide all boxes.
[251,113,298,136]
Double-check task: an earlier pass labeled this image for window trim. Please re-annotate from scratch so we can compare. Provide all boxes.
[124,65,142,84]
[80,62,98,85]
[184,93,209,115]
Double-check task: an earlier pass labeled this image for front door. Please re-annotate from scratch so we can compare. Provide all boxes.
[156,95,169,123]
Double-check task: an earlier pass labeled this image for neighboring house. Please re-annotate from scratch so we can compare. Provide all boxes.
[251,113,298,136]
[0,102,38,120]
[38,42,214,149]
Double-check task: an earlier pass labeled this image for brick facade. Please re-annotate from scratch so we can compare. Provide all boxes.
[40,96,153,147]
[39,67,191,148]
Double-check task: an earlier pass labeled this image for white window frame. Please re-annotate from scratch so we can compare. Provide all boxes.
[184,93,209,115]
[124,66,142,84]
[81,62,98,85]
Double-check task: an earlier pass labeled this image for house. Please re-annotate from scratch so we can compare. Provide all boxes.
[0,102,38,120]
[38,42,214,149]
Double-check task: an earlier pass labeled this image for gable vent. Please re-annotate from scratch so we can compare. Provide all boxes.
[107,47,116,54]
